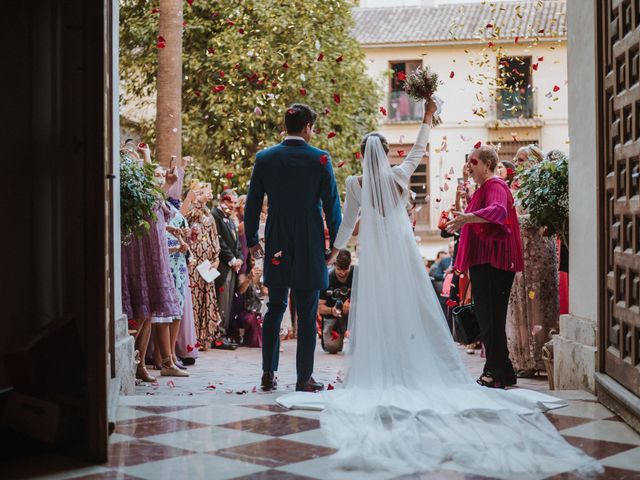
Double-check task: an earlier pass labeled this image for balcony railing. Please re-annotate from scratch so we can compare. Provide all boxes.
[387,90,424,123]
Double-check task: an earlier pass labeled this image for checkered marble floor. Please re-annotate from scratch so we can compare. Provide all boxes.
[5,342,640,480]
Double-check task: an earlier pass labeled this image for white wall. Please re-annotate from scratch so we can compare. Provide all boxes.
[359,0,435,7]
[363,41,569,228]
[566,0,597,321]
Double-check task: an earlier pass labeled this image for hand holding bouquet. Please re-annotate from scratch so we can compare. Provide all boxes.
[403,66,443,126]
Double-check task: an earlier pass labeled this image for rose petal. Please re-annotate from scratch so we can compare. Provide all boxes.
[379,106,387,116]
[328,384,335,390]
[333,93,341,104]
[335,55,343,63]
[282,62,290,69]
[396,71,406,81]
[327,131,336,139]
[532,63,539,71]
[337,161,345,168]
[299,87,307,96]
[271,258,281,266]
[319,154,328,165]
[473,141,481,149]
[317,52,324,61]
[397,150,405,157]
[213,85,225,93]
[449,71,455,79]
[553,85,560,92]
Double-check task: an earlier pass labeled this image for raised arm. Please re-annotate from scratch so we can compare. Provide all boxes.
[392,100,437,185]
[334,177,361,250]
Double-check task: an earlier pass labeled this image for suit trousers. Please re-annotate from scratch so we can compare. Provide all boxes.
[469,264,515,382]
[262,287,319,383]
[218,270,237,337]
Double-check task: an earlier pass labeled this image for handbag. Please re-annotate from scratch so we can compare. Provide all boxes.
[452,304,480,345]
[451,276,480,344]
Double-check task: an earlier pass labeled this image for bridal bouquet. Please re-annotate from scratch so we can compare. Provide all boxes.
[403,66,443,126]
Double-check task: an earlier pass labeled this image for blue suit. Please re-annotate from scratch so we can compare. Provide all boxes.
[245,138,342,382]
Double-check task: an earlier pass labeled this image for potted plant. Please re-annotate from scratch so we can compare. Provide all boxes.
[514,150,569,247]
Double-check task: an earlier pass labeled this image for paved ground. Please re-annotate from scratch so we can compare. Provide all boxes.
[133,337,552,397]
[5,340,640,480]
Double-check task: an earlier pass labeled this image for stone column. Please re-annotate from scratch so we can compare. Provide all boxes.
[112,0,135,394]
[553,0,598,392]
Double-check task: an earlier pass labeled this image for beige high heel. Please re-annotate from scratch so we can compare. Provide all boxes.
[161,357,189,377]
[136,365,157,383]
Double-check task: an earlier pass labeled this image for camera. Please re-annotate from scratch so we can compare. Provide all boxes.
[326,287,350,312]
[321,287,351,354]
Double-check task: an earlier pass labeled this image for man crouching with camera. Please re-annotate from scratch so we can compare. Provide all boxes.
[319,249,354,354]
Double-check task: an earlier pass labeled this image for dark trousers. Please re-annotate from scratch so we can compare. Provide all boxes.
[469,264,515,381]
[262,287,319,383]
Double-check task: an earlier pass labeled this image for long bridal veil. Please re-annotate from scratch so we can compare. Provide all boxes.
[306,135,602,479]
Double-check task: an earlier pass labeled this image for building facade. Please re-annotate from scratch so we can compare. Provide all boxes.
[353,1,568,249]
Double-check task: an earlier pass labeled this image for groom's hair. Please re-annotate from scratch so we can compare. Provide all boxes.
[285,104,317,134]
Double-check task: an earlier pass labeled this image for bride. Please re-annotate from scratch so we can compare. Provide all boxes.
[277,100,601,479]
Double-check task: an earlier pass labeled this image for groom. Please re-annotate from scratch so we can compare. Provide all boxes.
[244,104,342,392]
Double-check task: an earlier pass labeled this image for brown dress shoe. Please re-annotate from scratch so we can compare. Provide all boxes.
[261,371,277,391]
[295,377,324,392]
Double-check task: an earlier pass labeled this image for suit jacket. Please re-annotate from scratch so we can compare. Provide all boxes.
[244,138,341,290]
[212,207,242,287]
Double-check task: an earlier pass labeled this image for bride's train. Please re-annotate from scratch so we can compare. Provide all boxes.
[278,126,602,479]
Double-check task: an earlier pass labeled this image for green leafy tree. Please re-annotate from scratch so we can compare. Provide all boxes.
[120,0,380,193]
[514,151,569,247]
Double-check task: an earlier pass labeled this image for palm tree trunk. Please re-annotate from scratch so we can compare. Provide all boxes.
[155,0,182,170]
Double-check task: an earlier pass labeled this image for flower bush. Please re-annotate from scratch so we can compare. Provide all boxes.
[514,151,569,246]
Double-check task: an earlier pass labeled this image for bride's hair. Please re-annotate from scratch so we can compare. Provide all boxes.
[360,132,389,155]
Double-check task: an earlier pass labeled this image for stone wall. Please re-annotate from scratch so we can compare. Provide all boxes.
[554,0,598,392]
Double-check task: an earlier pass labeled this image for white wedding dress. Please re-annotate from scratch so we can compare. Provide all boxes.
[277,125,601,479]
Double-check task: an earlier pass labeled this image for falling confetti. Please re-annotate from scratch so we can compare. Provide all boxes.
[528,291,536,300]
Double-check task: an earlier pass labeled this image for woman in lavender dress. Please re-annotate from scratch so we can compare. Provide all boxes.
[120,145,182,382]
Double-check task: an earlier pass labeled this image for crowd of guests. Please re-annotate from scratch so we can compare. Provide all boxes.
[120,141,270,382]
[438,143,568,388]
[120,128,566,390]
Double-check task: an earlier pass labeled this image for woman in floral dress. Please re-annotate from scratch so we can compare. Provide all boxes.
[165,198,191,369]
[506,145,559,378]
[184,182,222,349]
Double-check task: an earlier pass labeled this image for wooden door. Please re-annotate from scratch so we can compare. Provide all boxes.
[598,0,640,398]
